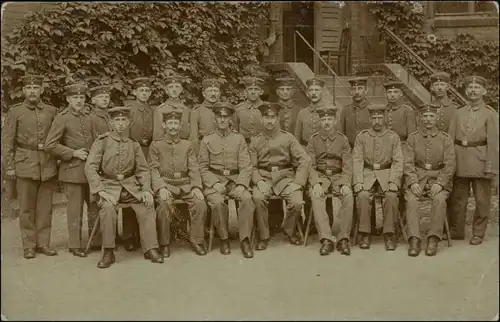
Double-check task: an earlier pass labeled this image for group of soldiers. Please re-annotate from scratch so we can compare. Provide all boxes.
[2,70,497,269]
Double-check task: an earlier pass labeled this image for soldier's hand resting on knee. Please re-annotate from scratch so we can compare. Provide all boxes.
[141,191,154,208]
[312,183,325,198]
[340,185,352,196]
[98,191,118,206]
[233,185,245,199]
[257,180,271,195]
[353,183,363,193]
[191,187,205,200]
[410,183,423,198]
[388,182,399,192]
[159,187,172,202]
[429,183,443,197]
[213,182,226,194]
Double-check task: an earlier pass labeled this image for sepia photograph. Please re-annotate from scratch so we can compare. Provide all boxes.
[1,1,499,320]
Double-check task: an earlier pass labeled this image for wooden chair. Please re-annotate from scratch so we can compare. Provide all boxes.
[319,27,351,76]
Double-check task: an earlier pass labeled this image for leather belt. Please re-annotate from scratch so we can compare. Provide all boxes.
[101,172,134,181]
[317,167,342,175]
[454,140,486,147]
[415,162,445,171]
[17,143,45,151]
[258,165,293,172]
[210,167,239,176]
[166,171,188,179]
[364,162,392,170]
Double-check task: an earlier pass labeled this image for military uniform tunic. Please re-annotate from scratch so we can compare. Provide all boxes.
[385,101,417,143]
[126,100,155,156]
[429,97,459,133]
[189,101,217,152]
[90,107,111,138]
[294,104,322,146]
[278,100,301,134]
[153,99,191,141]
[338,98,372,148]
[234,100,265,143]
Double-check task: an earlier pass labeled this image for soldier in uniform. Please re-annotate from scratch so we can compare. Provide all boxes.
[428,72,459,132]
[122,77,155,251]
[275,77,301,134]
[45,82,94,258]
[84,106,163,268]
[404,104,456,257]
[383,81,417,143]
[149,108,207,258]
[3,75,59,259]
[250,103,312,250]
[153,73,191,141]
[448,76,498,245]
[189,78,222,152]
[295,77,327,147]
[307,106,353,256]
[89,85,112,138]
[199,102,255,258]
[352,104,403,251]
[233,76,265,143]
[338,77,372,148]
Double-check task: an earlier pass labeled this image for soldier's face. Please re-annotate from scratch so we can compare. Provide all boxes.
[111,116,130,134]
[385,88,402,103]
[320,115,336,132]
[163,119,181,136]
[307,85,323,103]
[465,83,486,101]
[431,81,449,98]
[67,94,86,110]
[261,112,279,131]
[91,93,110,109]
[215,113,231,131]
[203,87,220,103]
[276,85,293,101]
[133,86,152,103]
[246,86,263,102]
[350,85,368,101]
[23,84,44,102]
[370,114,385,131]
[165,82,183,99]
[421,112,437,130]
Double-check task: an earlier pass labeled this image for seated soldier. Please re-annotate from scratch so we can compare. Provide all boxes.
[84,106,163,269]
[249,103,312,250]
[149,108,208,257]
[199,102,255,258]
[352,104,404,251]
[307,106,354,256]
[404,104,455,257]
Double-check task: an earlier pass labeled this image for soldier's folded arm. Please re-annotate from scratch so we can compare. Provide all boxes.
[198,138,220,188]
[84,139,106,195]
[290,134,311,187]
[235,136,252,189]
[133,142,153,193]
[306,139,321,187]
[44,114,75,160]
[148,142,167,194]
[436,134,456,188]
[2,108,18,171]
[187,142,203,191]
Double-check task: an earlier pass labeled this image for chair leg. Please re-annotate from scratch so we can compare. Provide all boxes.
[443,214,452,248]
[208,212,215,252]
[303,206,314,246]
[85,215,100,254]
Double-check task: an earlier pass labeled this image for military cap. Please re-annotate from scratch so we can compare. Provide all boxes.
[275,77,295,88]
[419,103,439,115]
[316,106,338,118]
[430,72,450,84]
[64,83,88,96]
[348,76,368,87]
[131,77,153,89]
[165,74,185,86]
[257,102,282,116]
[212,101,235,116]
[21,74,44,86]
[202,78,221,90]
[306,77,325,88]
[463,75,487,88]
[240,76,265,88]
[162,108,183,122]
[89,85,112,98]
[383,81,404,90]
[368,104,386,116]
[108,106,131,118]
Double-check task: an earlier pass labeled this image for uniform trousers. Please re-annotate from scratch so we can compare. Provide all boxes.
[356,181,399,234]
[405,189,449,240]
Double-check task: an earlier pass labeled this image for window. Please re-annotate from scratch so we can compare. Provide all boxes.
[435,1,497,15]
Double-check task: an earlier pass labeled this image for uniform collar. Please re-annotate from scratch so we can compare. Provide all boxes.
[352,98,369,109]
[165,134,180,144]
[421,128,439,137]
[263,127,280,138]
[319,129,338,141]
[278,99,294,109]
[93,107,109,118]
[248,99,263,109]
[215,128,231,138]
[432,96,451,107]
[469,100,485,111]
[165,98,185,109]
[386,98,404,110]
[202,100,217,109]
[70,107,86,116]
[23,99,43,109]
[367,128,388,137]
[308,102,324,112]
[135,100,150,111]
[109,131,129,142]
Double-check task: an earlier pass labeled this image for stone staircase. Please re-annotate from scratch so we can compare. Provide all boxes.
[320,75,387,107]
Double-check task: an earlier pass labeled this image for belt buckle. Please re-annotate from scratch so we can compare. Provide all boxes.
[173,172,181,179]
[325,169,333,176]
[37,143,44,150]
[424,163,432,170]
[271,166,279,172]
[223,169,230,176]
[373,163,380,170]
[117,174,124,181]
[462,140,468,146]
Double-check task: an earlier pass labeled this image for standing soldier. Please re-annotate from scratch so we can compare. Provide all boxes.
[3,75,59,259]
[448,76,498,245]
[45,82,94,258]
[307,106,354,256]
[149,108,208,258]
[123,77,155,252]
[276,77,301,134]
[199,102,255,258]
[85,106,163,268]
[428,72,459,132]
[233,76,265,143]
[153,73,191,141]
[250,103,311,250]
[404,104,455,257]
[383,81,417,143]
[352,104,403,251]
[338,77,372,148]
[189,78,222,152]
[295,77,327,147]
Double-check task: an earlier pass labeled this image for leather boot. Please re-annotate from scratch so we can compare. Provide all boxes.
[407,237,421,257]
[191,242,207,256]
[319,239,334,256]
[336,238,351,256]
[35,246,58,256]
[220,239,230,255]
[287,234,302,246]
[470,236,483,245]
[23,248,36,259]
[240,239,253,258]
[256,238,269,251]
[159,245,170,258]
[69,248,87,257]
[144,249,164,263]
[359,233,371,249]
[384,233,396,251]
[425,236,439,256]
[97,248,116,269]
